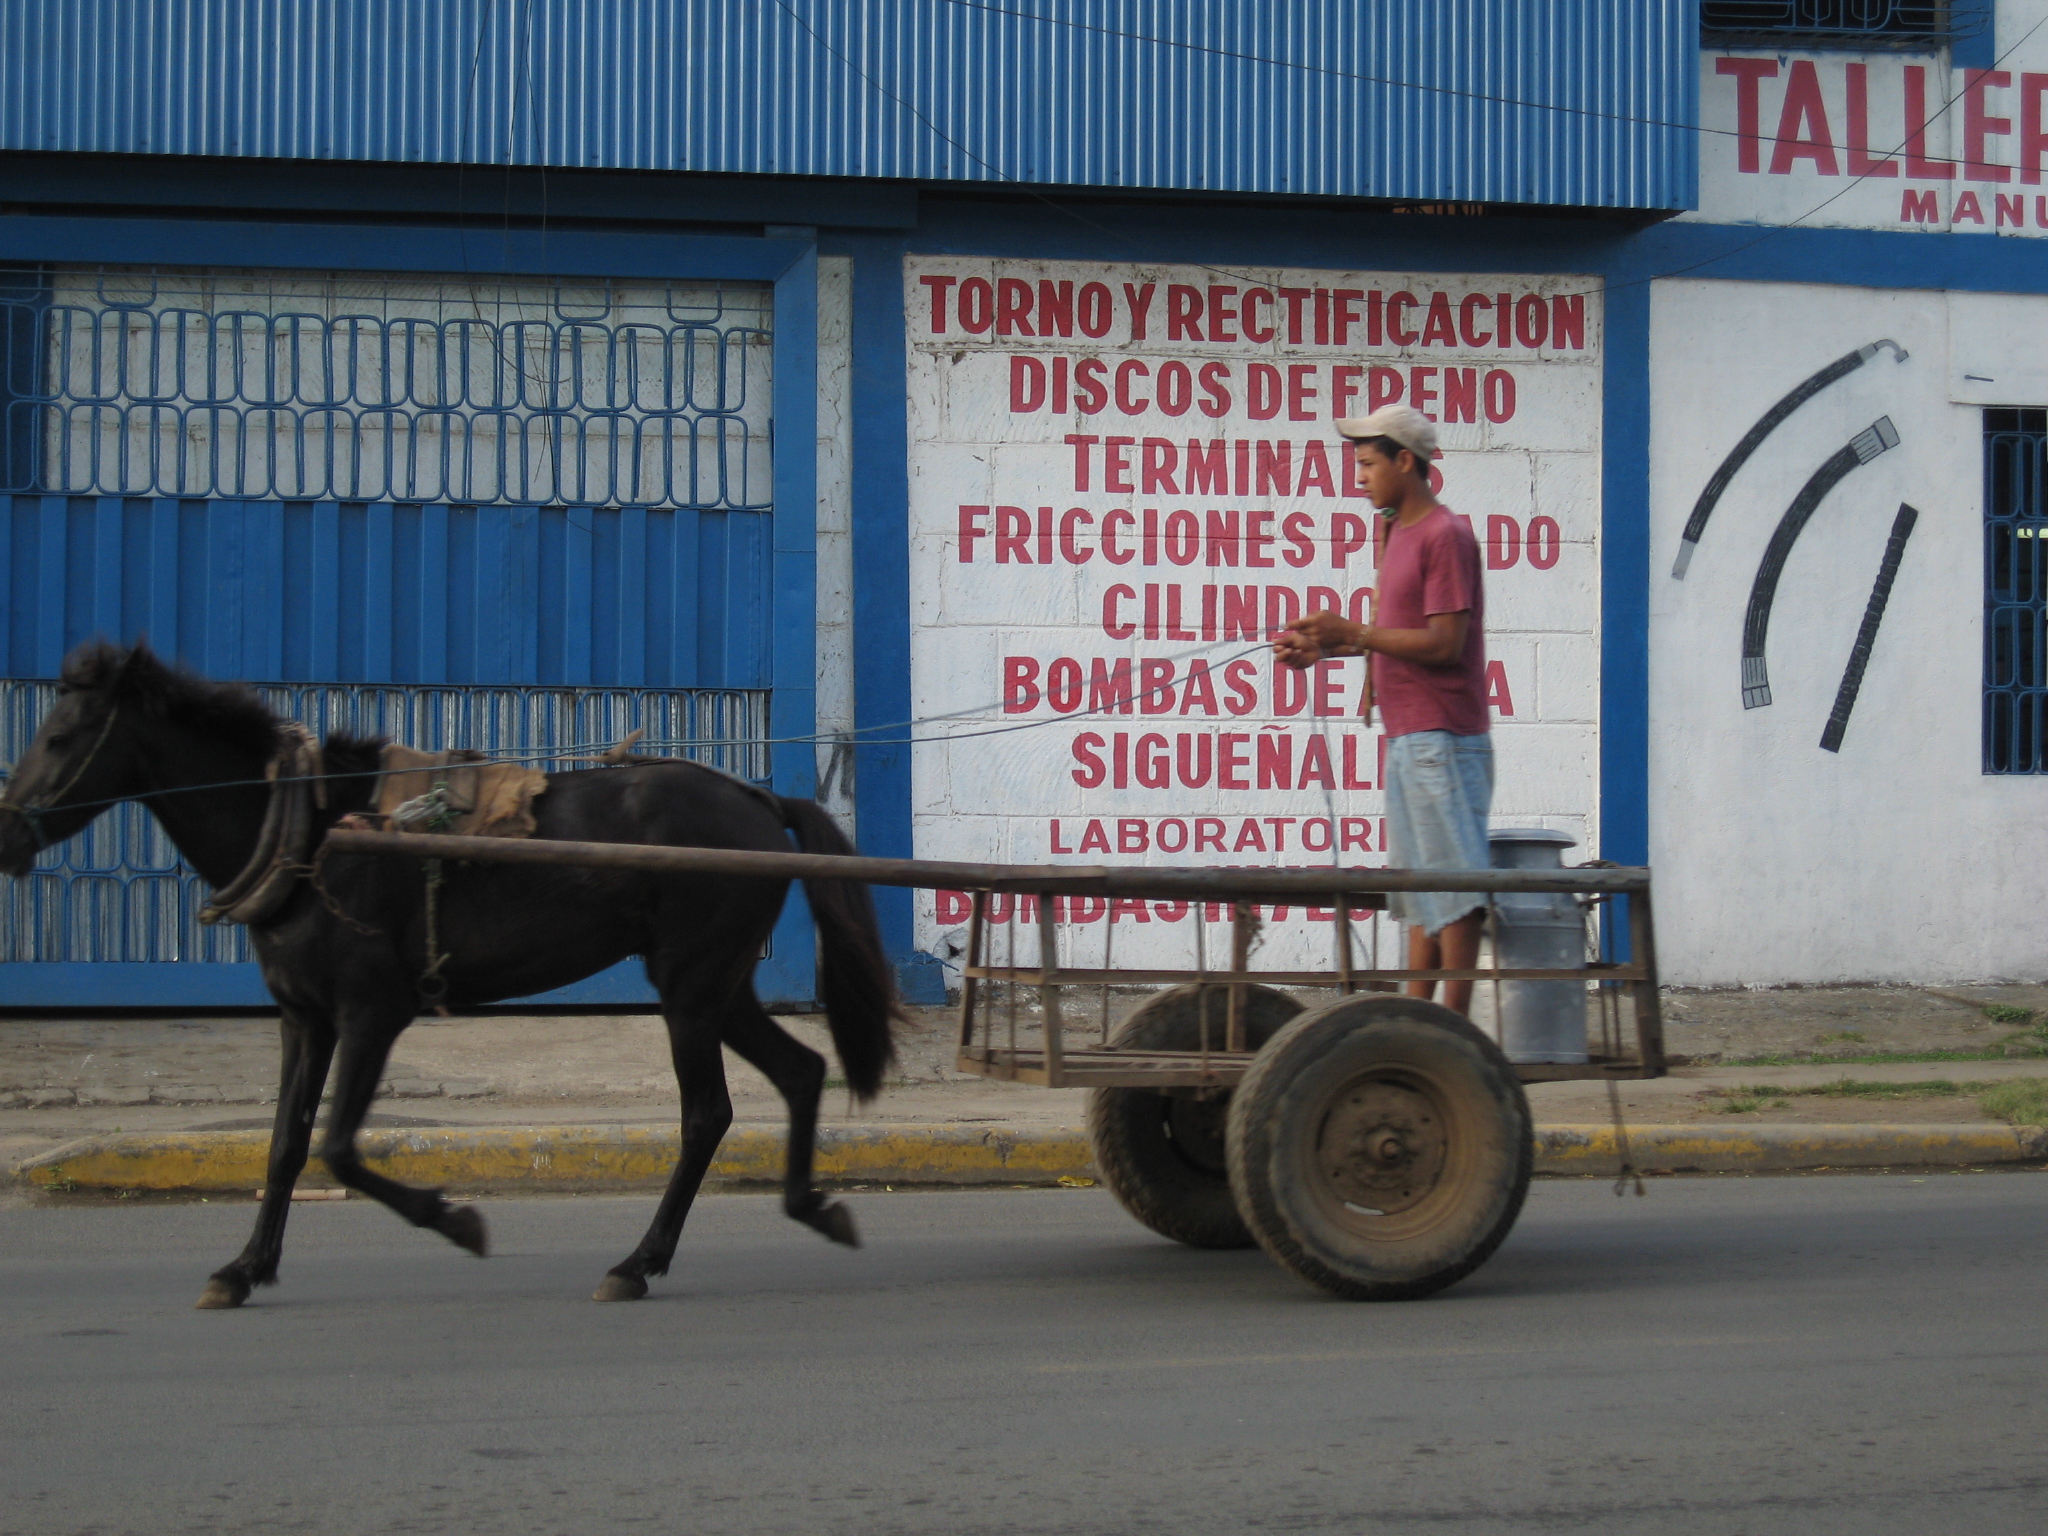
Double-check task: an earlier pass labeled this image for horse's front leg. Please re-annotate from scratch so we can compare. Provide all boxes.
[317,1006,487,1257]
[196,1006,336,1309]
[594,991,734,1301]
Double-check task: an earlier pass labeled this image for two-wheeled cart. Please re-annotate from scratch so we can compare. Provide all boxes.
[330,830,1661,1301]
[947,860,1662,1300]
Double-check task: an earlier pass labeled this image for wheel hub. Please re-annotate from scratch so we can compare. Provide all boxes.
[1164,1092,1231,1174]
[1317,1078,1447,1217]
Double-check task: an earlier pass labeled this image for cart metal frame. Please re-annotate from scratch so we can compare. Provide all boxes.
[951,865,1663,1090]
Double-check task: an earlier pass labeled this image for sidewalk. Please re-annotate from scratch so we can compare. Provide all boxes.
[6,983,2047,1193]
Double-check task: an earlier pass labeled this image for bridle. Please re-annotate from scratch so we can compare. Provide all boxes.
[0,703,122,853]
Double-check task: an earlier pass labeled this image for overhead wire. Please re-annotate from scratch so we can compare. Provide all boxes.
[0,637,1275,819]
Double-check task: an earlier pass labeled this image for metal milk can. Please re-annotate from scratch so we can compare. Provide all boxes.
[1486,827,1588,1065]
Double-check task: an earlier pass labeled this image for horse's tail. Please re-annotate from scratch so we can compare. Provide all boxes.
[779,797,901,1101]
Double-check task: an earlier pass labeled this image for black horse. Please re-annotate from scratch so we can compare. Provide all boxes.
[0,642,900,1307]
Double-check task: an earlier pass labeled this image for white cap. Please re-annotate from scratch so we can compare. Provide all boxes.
[1334,404,1438,463]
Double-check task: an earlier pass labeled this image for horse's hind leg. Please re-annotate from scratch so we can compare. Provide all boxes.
[595,981,734,1302]
[317,1005,487,1258]
[719,998,859,1249]
[196,1006,336,1310]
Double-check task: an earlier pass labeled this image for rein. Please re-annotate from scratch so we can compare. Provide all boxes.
[0,704,124,851]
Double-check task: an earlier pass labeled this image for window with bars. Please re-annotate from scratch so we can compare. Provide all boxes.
[0,265,773,508]
[1702,2,1985,46]
[1985,408,2047,775]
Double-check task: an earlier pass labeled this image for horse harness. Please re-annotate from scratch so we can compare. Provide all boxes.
[198,723,328,928]
[134,725,788,1010]
[0,701,125,852]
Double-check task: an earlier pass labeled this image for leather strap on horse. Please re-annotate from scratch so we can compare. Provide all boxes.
[198,724,325,928]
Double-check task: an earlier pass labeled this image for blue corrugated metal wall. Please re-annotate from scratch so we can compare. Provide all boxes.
[0,0,1699,210]
[0,261,797,1005]
[0,496,771,691]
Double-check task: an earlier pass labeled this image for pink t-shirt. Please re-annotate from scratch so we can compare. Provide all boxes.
[1371,505,1489,739]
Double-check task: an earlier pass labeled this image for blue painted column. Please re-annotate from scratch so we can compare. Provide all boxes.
[1600,276,1653,955]
[760,242,823,1006]
[838,233,944,1001]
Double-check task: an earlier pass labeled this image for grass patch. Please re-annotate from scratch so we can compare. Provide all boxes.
[1713,1077,2048,1121]
[1729,1048,2018,1066]
[1799,1079,1982,1098]
[1721,1015,2048,1069]
[1979,1079,2048,1127]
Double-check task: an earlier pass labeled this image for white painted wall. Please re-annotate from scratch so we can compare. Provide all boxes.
[903,256,1604,971]
[814,254,856,832]
[1650,278,2048,985]
[1683,3,2048,236]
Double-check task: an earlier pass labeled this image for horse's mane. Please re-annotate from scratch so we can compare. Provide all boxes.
[62,642,385,809]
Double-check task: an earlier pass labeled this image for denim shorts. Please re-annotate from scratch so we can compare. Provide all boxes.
[1383,730,1494,935]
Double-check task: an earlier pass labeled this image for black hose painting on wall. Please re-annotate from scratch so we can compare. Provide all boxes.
[1674,338,1918,750]
[1820,503,1919,754]
[1740,416,1899,709]
[1673,339,1907,579]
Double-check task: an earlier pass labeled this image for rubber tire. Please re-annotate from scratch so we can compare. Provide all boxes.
[1087,984,1304,1249]
[1226,995,1532,1300]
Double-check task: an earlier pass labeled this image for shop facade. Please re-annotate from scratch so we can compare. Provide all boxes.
[0,1,2041,1003]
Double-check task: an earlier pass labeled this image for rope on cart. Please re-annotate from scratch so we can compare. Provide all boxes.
[1605,1077,1646,1198]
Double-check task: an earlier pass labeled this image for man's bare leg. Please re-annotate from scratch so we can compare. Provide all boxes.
[1406,911,1485,1016]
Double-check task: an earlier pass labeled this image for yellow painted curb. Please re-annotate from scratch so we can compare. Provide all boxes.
[1535,1123,2048,1174]
[14,1123,1098,1194]
[16,1121,2047,1195]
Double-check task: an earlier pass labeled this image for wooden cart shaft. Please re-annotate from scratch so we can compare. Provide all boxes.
[324,828,1665,1089]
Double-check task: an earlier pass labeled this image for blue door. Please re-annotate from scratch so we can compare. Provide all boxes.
[0,265,808,1006]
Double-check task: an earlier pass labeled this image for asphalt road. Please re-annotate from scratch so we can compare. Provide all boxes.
[2,1176,2045,1536]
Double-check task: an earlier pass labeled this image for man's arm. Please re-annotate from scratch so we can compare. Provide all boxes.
[1275,609,1470,668]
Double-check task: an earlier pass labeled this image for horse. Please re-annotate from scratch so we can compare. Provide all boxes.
[0,641,901,1308]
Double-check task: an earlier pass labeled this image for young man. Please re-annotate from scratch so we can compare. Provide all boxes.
[1273,405,1491,1016]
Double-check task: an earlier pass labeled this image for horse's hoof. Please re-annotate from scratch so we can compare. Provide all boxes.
[813,1201,861,1249]
[438,1203,489,1257]
[195,1276,249,1310]
[592,1272,648,1303]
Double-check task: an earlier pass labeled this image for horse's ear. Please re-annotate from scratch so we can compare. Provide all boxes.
[59,639,127,694]
[113,641,169,698]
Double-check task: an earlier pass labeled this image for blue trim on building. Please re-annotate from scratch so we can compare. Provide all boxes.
[1600,279,1653,876]
[761,244,824,1003]
[0,213,811,284]
[828,231,945,1001]
[0,958,668,1009]
[0,263,46,493]
[0,152,923,229]
[1951,27,1999,72]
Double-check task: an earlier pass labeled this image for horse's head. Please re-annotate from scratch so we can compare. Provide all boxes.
[0,642,258,877]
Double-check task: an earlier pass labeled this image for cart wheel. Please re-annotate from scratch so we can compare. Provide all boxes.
[1226,995,1532,1300]
[1087,984,1302,1249]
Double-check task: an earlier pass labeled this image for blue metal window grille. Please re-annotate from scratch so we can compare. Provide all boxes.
[0,679,768,963]
[1702,2,1986,44]
[1,264,781,975]
[1984,408,2047,775]
[1,266,771,509]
